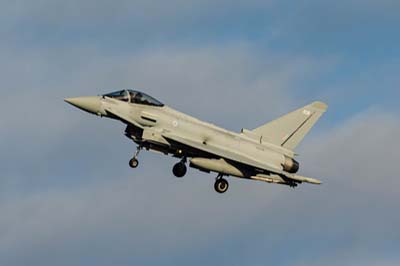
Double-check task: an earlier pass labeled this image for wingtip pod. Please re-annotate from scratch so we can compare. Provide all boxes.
[311,101,328,112]
[288,174,322,185]
[303,177,322,185]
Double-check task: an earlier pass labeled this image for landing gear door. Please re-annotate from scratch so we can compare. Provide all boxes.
[142,128,170,146]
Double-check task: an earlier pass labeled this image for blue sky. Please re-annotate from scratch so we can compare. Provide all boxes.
[0,1,399,265]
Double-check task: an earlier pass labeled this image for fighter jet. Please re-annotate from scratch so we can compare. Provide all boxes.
[65,89,327,193]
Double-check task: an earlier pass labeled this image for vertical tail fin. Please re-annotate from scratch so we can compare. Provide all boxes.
[252,101,328,150]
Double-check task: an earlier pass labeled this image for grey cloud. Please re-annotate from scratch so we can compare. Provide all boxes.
[293,253,400,266]
[0,1,398,265]
[2,0,398,37]
[4,0,398,55]
[3,0,398,26]
[0,169,286,265]
[351,0,400,12]
[1,108,399,265]
[92,45,324,125]
[0,4,398,261]
[1,0,272,30]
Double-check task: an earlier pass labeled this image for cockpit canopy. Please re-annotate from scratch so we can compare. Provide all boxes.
[103,90,164,107]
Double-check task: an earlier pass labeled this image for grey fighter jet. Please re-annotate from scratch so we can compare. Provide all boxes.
[65,89,328,193]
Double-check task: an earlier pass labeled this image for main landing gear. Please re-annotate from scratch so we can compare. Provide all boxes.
[173,158,187,178]
[129,146,142,169]
[214,175,229,194]
[129,150,228,194]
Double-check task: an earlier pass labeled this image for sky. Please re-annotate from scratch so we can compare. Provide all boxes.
[0,1,399,265]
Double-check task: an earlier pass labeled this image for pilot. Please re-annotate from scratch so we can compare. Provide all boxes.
[114,90,128,102]
[129,91,137,103]
[134,92,144,104]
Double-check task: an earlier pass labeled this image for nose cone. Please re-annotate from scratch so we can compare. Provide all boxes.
[65,96,102,115]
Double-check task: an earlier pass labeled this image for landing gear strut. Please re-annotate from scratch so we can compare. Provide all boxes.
[214,175,229,194]
[129,146,142,169]
[173,158,187,178]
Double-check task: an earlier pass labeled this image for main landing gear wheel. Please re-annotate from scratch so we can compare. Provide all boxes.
[129,158,139,168]
[214,177,229,194]
[173,162,187,178]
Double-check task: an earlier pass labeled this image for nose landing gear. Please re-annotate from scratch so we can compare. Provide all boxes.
[129,146,142,169]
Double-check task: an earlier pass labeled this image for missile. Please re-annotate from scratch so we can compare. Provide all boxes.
[190,158,283,182]
[251,174,286,184]
[190,158,245,177]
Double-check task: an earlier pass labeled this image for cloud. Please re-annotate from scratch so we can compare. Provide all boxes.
[0,165,285,265]
[4,0,398,54]
[3,0,398,28]
[0,1,399,264]
[1,106,399,265]
[294,256,400,266]
[1,0,273,33]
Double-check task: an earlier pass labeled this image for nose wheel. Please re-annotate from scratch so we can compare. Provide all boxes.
[129,146,142,169]
[214,175,229,194]
[129,158,139,168]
